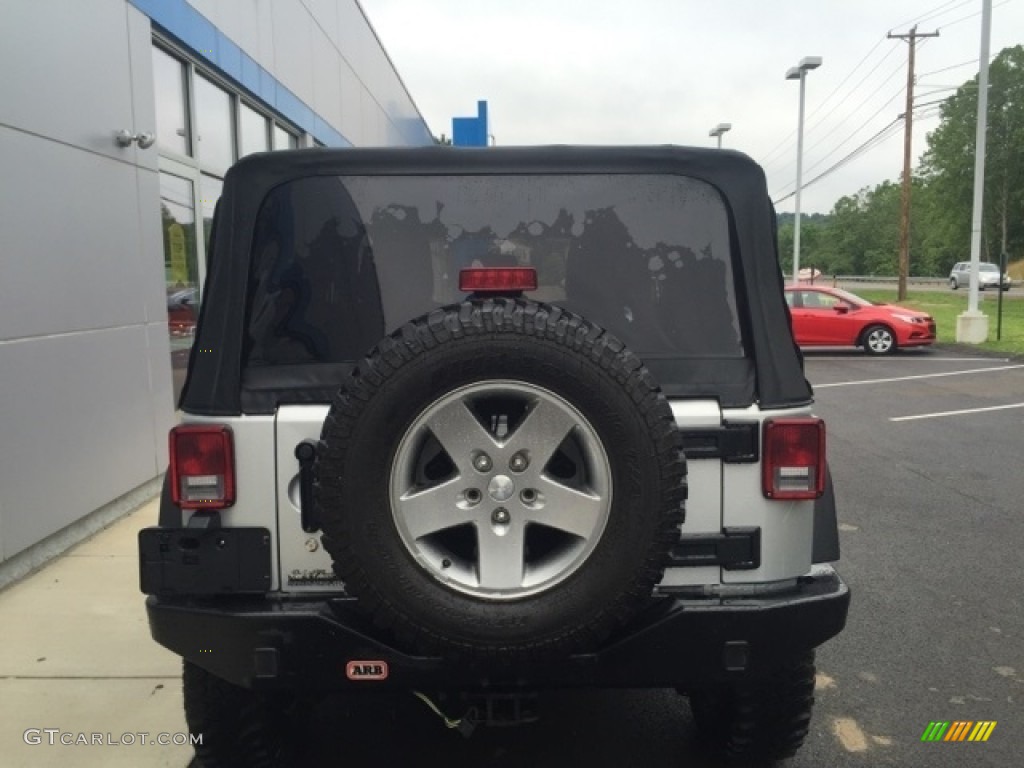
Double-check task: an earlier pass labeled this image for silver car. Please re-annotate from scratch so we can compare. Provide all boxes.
[949,261,1011,291]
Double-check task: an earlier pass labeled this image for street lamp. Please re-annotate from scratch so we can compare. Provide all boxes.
[709,122,732,148]
[786,56,822,285]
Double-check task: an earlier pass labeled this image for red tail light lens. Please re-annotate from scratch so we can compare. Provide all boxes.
[762,418,825,500]
[169,425,236,509]
[459,267,538,293]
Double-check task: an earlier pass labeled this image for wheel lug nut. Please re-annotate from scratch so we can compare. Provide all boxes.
[492,507,510,525]
[473,453,492,472]
[509,452,529,472]
[465,489,481,505]
[520,489,536,504]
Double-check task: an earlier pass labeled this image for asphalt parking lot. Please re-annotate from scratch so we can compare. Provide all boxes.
[290,346,1023,768]
[6,347,1018,768]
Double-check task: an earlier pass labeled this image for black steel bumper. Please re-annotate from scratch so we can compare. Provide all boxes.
[146,568,849,692]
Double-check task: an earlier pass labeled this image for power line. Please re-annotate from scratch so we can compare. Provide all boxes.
[889,0,965,30]
[761,0,986,172]
[771,36,940,200]
[785,82,905,183]
[901,0,975,28]
[765,40,925,177]
[760,39,890,168]
[772,118,904,205]
[801,58,906,158]
[938,0,1017,29]
[917,58,978,78]
[764,0,1017,207]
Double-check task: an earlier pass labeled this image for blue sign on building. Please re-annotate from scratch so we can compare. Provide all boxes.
[452,100,489,147]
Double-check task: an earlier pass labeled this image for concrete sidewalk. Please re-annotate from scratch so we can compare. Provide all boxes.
[0,499,193,767]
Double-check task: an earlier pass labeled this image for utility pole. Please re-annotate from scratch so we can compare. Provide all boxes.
[889,25,938,301]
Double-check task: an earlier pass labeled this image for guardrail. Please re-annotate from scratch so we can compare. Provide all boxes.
[832,276,947,285]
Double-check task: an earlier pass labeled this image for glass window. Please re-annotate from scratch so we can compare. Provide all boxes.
[194,74,234,173]
[239,102,269,157]
[799,291,841,309]
[245,174,743,370]
[200,174,223,255]
[152,46,190,156]
[273,124,298,150]
[160,172,200,402]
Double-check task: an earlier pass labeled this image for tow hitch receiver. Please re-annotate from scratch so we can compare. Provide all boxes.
[413,690,540,737]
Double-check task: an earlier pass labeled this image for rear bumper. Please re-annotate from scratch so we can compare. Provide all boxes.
[146,567,850,692]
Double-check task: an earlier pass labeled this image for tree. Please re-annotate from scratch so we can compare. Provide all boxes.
[920,45,1024,266]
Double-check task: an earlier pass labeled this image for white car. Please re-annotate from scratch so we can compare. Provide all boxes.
[949,261,1011,291]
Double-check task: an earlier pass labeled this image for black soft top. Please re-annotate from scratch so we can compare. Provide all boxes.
[180,145,811,414]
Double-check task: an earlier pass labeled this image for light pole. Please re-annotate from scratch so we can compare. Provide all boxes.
[709,122,732,148]
[786,56,822,285]
[956,0,992,343]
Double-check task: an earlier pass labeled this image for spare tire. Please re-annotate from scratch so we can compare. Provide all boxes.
[315,298,686,659]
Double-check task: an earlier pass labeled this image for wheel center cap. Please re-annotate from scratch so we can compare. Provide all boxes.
[488,475,515,502]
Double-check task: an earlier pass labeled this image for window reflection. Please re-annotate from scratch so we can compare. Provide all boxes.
[239,103,269,157]
[160,172,199,402]
[152,46,189,156]
[194,74,234,174]
[200,174,223,256]
[273,124,298,150]
[246,174,744,368]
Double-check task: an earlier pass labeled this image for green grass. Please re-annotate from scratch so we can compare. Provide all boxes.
[855,289,1024,357]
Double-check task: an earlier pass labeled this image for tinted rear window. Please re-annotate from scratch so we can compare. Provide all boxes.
[245,174,744,367]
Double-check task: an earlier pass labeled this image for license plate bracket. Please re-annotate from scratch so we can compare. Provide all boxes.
[139,527,272,595]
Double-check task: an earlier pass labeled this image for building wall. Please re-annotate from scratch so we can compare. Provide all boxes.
[0,0,431,567]
[138,0,432,147]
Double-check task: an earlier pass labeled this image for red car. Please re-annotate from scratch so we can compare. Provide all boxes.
[784,285,936,355]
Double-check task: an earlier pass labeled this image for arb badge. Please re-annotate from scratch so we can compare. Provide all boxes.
[346,660,389,681]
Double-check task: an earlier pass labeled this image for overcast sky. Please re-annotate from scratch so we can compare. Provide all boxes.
[361,0,1024,214]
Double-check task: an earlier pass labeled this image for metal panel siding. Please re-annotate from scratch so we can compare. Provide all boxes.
[127,4,159,173]
[269,0,316,107]
[0,0,136,162]
[0,128,150,341]
[0,2,172,562]
[0,328,161,558]
[312,25,344,129]
[136,0,433,148]
[216,32,243,82]
[145,322,177,456]
[240,50,262,94]
[303,0,341,49]
[132,0,349,146]
[339,62,364,143]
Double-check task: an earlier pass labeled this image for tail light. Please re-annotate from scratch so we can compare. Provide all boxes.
[459,267,538,293]
[762,418,825,500]
[169,425,236,509]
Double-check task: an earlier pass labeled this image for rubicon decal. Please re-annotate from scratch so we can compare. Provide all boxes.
[921,721,997,742]
[346,660,389,680]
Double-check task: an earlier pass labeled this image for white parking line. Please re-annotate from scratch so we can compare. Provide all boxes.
[815,365,1024,389]
[890,403,1024,422]
[807,356,1010,362]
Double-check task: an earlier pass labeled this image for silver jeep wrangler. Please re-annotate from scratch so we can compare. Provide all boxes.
[140,145,849,766]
